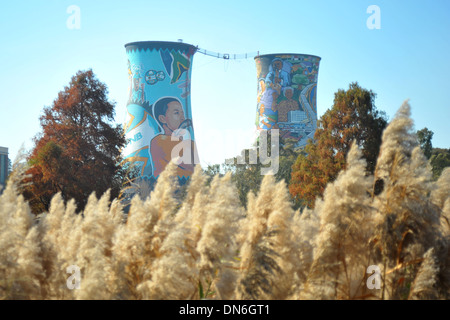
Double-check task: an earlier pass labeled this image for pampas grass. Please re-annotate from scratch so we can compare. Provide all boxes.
[301,142,375,300]
[0,100,449,300]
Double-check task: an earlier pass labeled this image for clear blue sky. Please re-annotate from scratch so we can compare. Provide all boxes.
[1,0,449,167]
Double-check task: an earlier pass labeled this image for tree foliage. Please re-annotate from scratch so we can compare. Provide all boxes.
[289,82,387,208]
[415,128,449,180]
[215,135,301,208]
[23,70,126,214]
[430,148,450,180]
[417,127,434,159]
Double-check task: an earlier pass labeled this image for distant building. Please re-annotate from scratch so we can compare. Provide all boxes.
[0,147,9,192]
[288,110,308,123]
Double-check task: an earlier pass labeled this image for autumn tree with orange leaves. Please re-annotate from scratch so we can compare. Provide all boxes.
[289,82,387,208]
[23,70,126,214]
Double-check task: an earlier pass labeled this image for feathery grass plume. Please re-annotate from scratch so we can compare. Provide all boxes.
[16,225,45,299]
[138,171,244,300]
[431,168,450,234]
[2,146,31,196]
[442,198,450,236]
[129,178,154,201]
[196,173,244,299]
[174,165,205,225]
[0,165,38,299]
[136,165,208,300]
[439,199,450,298]
[159,166,214,302]
[136,223,199,299]
[197,173,240,273]
[138,166,207,299]
[112,161,179,299]
[45,198,79,299]
[214,267,238,300]
[371,102,447,299]
[110,196,147,299]
[146,160,179,256]
[234,191,256,251]
[38,193,67,295]
[74,190,120,299]
[301,142,375,300]
[263,179,299,299]
[434,190,450,298]
[40,193,66,253]
[109,197,127,225]
[373,100,418,190]
[408,248,439,300]
[187,170,213,246]
[289,207,320,298]
[135,167,206,300]
[235,174,285,300]
[2,113,450,300]
[431,167,450,209]
[238,175,275,267]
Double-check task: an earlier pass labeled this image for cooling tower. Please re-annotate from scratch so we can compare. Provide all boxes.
[121,41,199,197]
[254,54,321,146]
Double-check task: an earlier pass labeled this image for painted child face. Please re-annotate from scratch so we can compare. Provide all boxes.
[159,101,185,132]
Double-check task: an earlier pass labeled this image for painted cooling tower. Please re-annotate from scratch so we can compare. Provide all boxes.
[122,41,199,194]
[255,54,321,146]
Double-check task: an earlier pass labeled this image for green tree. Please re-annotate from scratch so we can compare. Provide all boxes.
[430,148,450,180]
[203,164,223,185]
[223,152,262,208]
[417,127,434,159]
[23,70,126,214]
[289,82,387,208]
[222,135,302,208]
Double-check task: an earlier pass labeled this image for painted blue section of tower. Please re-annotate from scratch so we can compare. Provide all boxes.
[121,41,198,201]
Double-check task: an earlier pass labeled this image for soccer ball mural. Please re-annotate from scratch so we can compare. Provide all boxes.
[254,54,321,146]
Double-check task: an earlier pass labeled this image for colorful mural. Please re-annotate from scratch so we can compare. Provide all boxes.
[122,41,199,197]
[254,54,321,146]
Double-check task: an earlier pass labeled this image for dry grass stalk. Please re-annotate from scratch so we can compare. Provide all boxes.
[0,102,448,300]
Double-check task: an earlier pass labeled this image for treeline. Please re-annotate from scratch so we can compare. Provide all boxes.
[14,70,449,214]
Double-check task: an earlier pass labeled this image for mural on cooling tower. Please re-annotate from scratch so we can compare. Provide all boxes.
[122,41,199,188]
[255,54,321,146]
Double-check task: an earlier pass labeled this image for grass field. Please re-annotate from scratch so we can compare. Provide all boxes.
[1,101,449,300]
